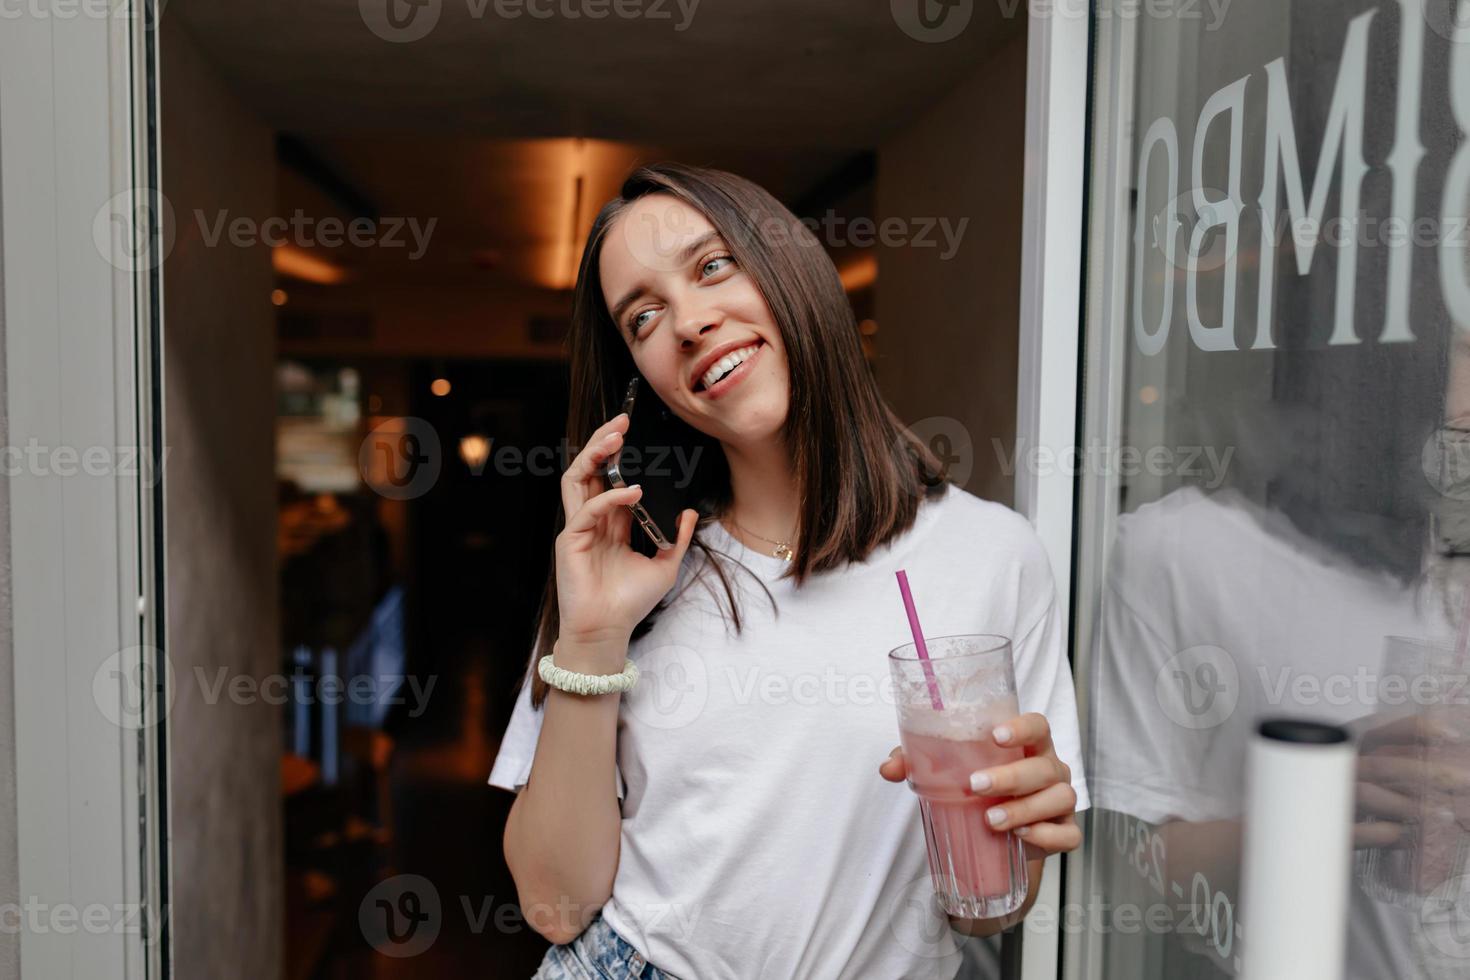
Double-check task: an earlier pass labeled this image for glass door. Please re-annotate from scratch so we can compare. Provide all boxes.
[1071,1,1470,977]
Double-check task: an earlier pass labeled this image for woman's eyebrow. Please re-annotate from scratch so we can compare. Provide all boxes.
[608,231,724,326]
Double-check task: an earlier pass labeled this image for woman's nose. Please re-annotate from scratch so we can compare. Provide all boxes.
[675,315,720,349]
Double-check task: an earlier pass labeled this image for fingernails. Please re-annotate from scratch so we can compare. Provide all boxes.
[970,772,993,793]
[628,484,642,492]
[987,807,1008,827]
[1014,825,1030,837]
[994,726,1013,745]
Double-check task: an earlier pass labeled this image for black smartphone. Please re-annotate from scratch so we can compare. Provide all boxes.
[604,376,700,557]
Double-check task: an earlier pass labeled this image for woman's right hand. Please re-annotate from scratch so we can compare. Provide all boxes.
[554,412,698,655]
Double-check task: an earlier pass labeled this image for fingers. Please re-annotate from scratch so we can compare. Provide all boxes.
[970,754,1072,798]
[993,712,1054,754]
[562,484,644,538]
[879,746,907,783]
[984,780,1079,833]
[1358,754,1470,795]
[653,508,699,567]
[1355,779,1418,823]
[560,414,631,517]
[1012,814,1083,854]
[1354,819,1407,849]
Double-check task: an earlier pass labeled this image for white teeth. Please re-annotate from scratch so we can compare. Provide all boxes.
[699,343,759,390]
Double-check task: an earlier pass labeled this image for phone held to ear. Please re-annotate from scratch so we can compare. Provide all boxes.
[604,376,699,557]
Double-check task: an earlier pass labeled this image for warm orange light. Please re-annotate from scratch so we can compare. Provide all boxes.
[838,254,877,292]
[430,378,452,397]
[459,434,492,471]
[271,288,289,306]
[1140,385,1160,405]
[273,244,349,285]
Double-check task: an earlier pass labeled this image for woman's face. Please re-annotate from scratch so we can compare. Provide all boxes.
[598,192,790,450]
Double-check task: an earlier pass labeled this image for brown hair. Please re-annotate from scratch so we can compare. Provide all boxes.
[527,162,946,707]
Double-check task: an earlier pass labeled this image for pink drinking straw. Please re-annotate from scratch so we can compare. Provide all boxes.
[895,569,945,711]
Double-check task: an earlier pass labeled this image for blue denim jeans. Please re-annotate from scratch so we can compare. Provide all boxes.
[532,914,676,980]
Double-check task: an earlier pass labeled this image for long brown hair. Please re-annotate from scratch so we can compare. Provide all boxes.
[527,162,946,707]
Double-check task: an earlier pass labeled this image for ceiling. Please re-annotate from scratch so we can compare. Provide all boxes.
[170,0,1019,145]
[167,0,1021,290]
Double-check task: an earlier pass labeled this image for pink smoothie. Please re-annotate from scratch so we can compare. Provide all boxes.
[901,724,1026,909]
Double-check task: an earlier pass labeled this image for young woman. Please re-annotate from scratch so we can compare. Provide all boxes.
[489,162,1089,979]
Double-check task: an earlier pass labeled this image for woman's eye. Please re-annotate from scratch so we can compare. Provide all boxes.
[700,255,734,278]
[631,308,657,335]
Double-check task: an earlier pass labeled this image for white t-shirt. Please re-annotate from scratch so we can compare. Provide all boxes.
[1089,486,1447,979]
[489,483,1091,979]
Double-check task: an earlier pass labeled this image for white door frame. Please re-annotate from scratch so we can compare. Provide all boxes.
[1013,2,1092,978]
[0,1,168,977]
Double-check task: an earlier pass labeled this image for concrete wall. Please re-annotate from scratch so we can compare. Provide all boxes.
[161,22,283,980]
[875,27,1028,507]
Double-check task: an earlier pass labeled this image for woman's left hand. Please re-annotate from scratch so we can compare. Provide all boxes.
[879,711,1082,855]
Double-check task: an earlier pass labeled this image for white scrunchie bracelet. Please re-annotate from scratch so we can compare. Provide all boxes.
[538,653,639,696]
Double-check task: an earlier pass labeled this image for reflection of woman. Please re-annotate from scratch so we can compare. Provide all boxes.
[488,164,1090,978]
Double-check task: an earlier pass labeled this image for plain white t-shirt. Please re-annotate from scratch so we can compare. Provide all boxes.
[489,483,1090,979]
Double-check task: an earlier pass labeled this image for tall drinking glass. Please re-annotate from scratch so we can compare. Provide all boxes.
[888,634,1029,919]
[1355,636,1470,909]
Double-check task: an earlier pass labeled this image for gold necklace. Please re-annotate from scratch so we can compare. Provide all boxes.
[726,515,796,562]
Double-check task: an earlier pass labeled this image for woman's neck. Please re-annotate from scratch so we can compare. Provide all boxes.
[722,436,799,544]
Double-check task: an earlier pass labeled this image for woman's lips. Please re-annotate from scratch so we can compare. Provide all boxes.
[695,340,764,399]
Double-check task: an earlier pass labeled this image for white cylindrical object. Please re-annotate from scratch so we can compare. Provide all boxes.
[1238,719,1356,980]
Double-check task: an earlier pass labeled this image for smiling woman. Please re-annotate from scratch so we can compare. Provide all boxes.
[490,163,1090,979]
[529,162,952,704]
